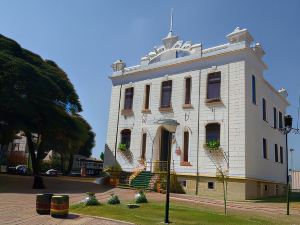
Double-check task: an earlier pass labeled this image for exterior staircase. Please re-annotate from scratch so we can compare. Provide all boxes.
[130,171,153,189]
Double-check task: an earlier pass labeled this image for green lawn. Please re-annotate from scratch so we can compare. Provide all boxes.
[70,202,283,225]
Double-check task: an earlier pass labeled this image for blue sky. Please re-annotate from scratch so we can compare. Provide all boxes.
[0,0,299,169]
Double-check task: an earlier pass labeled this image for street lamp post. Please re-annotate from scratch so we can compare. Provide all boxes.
[280,115,300,215]
[155,119,179,224]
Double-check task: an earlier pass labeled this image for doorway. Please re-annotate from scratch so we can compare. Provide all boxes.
[160,128,171,162]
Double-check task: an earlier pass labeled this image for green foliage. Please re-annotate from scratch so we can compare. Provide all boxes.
[118,143,127,151]
[205,140,220,150]
[107,194,120,205]
[0,34,94,179]
[85,192,100,206]
[135,190,148,203]
[100,152,104,161]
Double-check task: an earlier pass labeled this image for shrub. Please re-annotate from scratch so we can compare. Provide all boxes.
[118,143,127,151]
[204,140,220,150]
[107,194,120,205]
[135,190,148,203]
[85,192,100,206]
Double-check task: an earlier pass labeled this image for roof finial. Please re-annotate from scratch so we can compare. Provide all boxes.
[168,8,173,37]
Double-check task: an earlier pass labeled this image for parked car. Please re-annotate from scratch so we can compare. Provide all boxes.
[46,169,58,176]
[16,165,27,175]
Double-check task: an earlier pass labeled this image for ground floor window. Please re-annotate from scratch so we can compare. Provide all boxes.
[120,129,131,150]
[208,181,215,189]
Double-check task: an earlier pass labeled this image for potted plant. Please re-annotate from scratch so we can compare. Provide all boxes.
[118,143,127,151]
[204,140,220,151]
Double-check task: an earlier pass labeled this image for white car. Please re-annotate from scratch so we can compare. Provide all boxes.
[46,169,58,176]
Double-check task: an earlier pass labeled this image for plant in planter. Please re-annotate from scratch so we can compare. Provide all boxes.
[107,194,120,205]
[135,189,148,203]
[118,143,127,151]
[204,140,220,151]
[84,192,100,206]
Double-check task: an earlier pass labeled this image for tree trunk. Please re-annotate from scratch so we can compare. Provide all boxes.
[66,153,73,175]
[60,152,65,174]
[25,132,45,189]
[222,175,227,215]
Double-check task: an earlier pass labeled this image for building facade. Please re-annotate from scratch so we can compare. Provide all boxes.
[72,154,103,176]
[104,26,289,200]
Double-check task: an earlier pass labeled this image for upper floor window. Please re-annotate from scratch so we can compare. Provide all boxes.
[263,138,268,159]
[120,129,131,149]
[280,146,284,164]
[184,77,192,105]
[252,75,256,104]
[273,107,277,129]
[275,144,278,162]
[144,85,151,110]
[141,133,147,160]
[262,98,267,121]
[124,87,134,110]
[206,123,220,142]
[207,72,221,100]
[279,111,283,129]
[161,80,172,108]
[183,131,189,162]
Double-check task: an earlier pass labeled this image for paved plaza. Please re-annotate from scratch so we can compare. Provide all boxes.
[0,174,299,224]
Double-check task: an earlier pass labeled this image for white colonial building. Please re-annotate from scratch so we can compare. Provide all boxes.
[104,25,289,200]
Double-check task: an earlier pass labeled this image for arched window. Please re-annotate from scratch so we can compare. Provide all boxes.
[183,131,189,162]
[206,123,220,142]
[120,129,131,149]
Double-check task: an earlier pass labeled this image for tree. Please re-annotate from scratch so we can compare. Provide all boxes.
[204,146,229,214]
[100,152,104,161]
[0,34,88,188]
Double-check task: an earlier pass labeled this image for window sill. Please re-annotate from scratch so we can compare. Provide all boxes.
[159,107,173,113]
[180,161,192,166]
[205,98,223,104]
[182,104,193,109]
[121,109,134,116]
[141,109,151,114]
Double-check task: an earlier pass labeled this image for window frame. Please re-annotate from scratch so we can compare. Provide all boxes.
[206,123,221,143]
[262,98,267,121]
[275,144,278,162]
[252,75,256,105]
[141,133,147,160]
[143,84,151,110]
[263,138,268,159]
[183,131,189,162]
[160,80,173,109]
[207,72,221,101]
[208,181,215,190]
[273,107,277,129]
[184,77,192,105]
[279,111,283,129]
[124,87,134,110]
[280,146,284,164]
[120,129,131,149]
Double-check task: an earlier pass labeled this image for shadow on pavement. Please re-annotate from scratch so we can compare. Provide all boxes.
[0,174,113,194]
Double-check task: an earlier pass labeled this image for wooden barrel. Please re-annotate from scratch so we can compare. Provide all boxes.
[36,193,53,215]
[50,195,69,218]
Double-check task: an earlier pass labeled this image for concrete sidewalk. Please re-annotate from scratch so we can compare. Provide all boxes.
[0,193,132,225]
